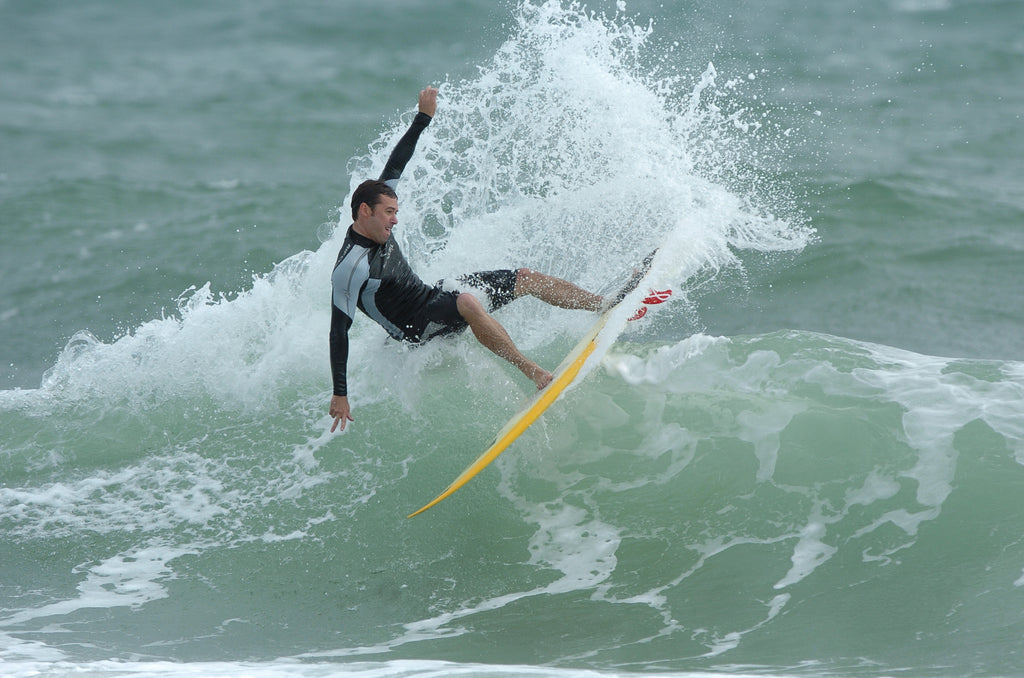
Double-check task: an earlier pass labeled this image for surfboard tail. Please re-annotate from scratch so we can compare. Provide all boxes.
[607,249,658,308]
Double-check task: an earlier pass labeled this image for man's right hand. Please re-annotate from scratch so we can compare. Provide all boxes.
[330,395,354,432]
[418,86,438,117]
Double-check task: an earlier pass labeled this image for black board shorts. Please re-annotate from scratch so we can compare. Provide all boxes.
[405,269,518,343]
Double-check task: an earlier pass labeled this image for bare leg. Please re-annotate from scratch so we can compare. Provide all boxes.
[514,268,604,311]
[457,293,553,389]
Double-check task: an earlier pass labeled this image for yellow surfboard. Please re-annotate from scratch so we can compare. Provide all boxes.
[407,252,662,518]
[407,312,611,517]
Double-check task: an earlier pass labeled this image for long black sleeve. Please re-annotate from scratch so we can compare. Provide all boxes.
[329,305,353,397]
[378,111,432,185]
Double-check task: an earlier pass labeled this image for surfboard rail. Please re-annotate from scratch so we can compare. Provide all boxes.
[407,315,608,518]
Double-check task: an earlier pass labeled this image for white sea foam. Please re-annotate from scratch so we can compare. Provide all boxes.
[0,544,194,630]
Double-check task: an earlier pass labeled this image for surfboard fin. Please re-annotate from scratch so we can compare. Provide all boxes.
[642,289,672,305]
[628,288,672,321]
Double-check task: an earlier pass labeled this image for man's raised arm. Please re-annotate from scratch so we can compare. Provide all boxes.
[378,87,438,188]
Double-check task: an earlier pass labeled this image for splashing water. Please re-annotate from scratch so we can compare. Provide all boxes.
[7,0,811,416]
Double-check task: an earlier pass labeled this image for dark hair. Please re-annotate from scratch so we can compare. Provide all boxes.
[351,180,397,220]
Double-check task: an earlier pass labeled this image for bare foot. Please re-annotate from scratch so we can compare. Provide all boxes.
[524,363,553,390]
[534,370,554,390]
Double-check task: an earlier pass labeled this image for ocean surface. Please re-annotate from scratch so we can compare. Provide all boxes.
[2,1,1023,677]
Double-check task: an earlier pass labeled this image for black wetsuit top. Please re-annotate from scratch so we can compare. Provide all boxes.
[329,112,441,397]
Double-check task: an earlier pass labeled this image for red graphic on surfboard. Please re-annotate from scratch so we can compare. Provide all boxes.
[628,289,672,321]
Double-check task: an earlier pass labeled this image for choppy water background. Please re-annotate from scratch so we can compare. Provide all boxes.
[2,1,1023,677]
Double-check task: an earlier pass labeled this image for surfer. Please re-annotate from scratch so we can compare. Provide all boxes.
[329,86,604,432]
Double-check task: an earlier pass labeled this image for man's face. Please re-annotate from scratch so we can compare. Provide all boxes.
[358,195,398,245]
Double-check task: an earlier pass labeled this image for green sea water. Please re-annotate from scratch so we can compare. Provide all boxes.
[2,2,1023,677]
